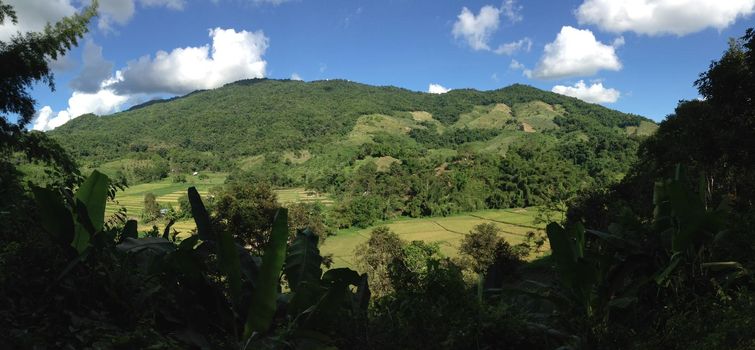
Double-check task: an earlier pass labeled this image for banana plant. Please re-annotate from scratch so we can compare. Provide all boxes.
[33,169,110,254]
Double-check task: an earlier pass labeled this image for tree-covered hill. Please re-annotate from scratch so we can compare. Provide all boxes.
[48,79,657,226]
[50,78,653,175]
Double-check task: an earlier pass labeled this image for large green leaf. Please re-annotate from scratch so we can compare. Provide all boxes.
[218,229,242,305]
[31,186,74,245]
[304,268,362,328]
[74,170,110,233]
[244,208,289,339]
[285,229,323,292]
[546,223,576,274]
[71,170,110,253]
[188,187,213,241]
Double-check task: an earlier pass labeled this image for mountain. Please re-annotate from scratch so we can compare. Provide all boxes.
[49,78,656,186]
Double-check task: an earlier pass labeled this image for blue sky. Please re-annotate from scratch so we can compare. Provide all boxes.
[1,0,754,130]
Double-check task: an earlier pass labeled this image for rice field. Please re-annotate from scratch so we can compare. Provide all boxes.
[321,208,549,270]
[106,174,333,235]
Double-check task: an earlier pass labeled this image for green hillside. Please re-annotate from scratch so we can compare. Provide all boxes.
[50,79,652,171]
[49,79,656,227]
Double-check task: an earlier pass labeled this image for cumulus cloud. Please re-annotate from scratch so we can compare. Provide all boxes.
[0,0,76,41]
[529,26,621,80]
[111,27,268,95]
[93,0,186,32]
[428,83,450,94]
[290,73,302,81]
[69,41,114,93]
[0,0,188,38]
[552,80,620,104]
[32,87,131,131]
[576,0,755,36]
[452,5,502,51]
[494,37,532,55]
[33,27,269,131]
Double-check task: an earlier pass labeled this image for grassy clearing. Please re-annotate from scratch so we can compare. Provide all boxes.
[453,103,512,129]
[512,101,561,131]
[321,208,549,270]
[275,187,334,205]
[624,120,659,137]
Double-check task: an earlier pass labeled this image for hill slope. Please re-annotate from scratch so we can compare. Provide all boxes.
[50,79,653,176]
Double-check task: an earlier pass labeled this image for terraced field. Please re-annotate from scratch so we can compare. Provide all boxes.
[106,174,334,235]
[105,172,227,234]
[321,208,549,270]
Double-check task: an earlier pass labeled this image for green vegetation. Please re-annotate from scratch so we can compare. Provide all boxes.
[321,208,546,269]
[47,64,653,228]
[1,5,753,349]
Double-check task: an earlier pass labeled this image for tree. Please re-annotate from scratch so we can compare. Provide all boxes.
[287,201,331,242]
[213,181,279,253]
[639,29,755,208]
[0,1,97,143]
[0,1,97,210]
[459,222,524,276]
[459,223,502,274]
[354,226,405,297]
[142,192,160,222]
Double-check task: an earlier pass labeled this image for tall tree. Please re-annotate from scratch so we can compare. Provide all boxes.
[0,1,97,140]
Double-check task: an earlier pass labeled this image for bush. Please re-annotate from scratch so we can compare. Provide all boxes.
[172,174,186,183]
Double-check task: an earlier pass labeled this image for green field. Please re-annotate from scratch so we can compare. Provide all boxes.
[107,174,334,234]
[106,172,227,233]
[107,174,547,269]
[321,208,548,270]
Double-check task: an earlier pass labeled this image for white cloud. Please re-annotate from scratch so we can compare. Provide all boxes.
[452,5,502,51]
[494,37,532,55]
[290,73,302,81]
[32,88,131,131]
[33,26,269,131]
[501,0,523,23]
[612,36,625,48]
[530,26,621,80]
[111,27,268,95]
[552,80,620,104]
[576,0,755,36]
[94,0,185,32]
[140,0,185,10]
[69,41,114,93]
[509,59,525,70]
[0,0,76,41]
[0,0,187,38]
[428,83,450,94]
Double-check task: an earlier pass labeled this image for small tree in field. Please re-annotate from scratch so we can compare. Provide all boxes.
[142,192,160,222]
[459,223,501,274]
[459,222,525,276]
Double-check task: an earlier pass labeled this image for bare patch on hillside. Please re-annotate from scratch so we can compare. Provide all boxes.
[520,122,535,133]
[283,150,311,164]
[375,156,401,171]
[410,111,433,121]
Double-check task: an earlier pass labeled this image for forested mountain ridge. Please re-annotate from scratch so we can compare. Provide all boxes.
[49,79,654,171]
[48,79,657,225]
